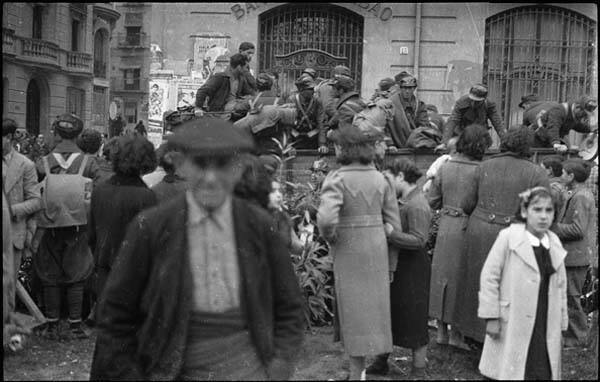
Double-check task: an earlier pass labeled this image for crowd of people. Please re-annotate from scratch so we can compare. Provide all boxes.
[2,40,599,382]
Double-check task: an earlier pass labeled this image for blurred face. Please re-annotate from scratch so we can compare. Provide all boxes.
[180,155,242,212]
[268,181,283,210]
[2,135,12,155]
[560,168,575,186]
[521,196,554,238]
[399,86,415,100]
[299,88,314,100]
[384,170,406,197]
[240,48,255,62]
[310,170,327,186]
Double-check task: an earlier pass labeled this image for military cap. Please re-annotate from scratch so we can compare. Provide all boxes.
[518,94,539,108]
[468,84,488,101]
[394,71,411,83]
[378,78,395,92]
[166,118,254,157]
[332,74,355,90]
[302,68,318,79]
[333,65,351,77]
[53,113,84,139]
[399,75,418,88]
[295,75,316,90]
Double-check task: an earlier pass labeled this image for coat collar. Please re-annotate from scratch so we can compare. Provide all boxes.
[337,91,360,108]
[509,223,567,272]
[3,150,25,193]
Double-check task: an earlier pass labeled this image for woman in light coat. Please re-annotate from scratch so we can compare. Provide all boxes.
[318,123,401,380]
[478,187,568,380]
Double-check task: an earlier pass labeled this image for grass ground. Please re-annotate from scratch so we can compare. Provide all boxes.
[3,324,597,380]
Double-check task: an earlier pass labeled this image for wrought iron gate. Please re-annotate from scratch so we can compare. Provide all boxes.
[483,5,596,128]
[259,4,364,98]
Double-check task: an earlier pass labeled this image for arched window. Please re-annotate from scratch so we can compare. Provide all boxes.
[94,29,108,78]
[259,4,364,97]
[26,80,41,136]
[483,6,596,128]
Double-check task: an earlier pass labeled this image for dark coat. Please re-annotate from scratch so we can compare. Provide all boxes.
[290,93,327,147]
[151,173,187,204]
[443,95,505,143]
[389,93,429,148]
[523,102,592,147]
[88,174,157,296]
[90,195,304,380]
[457,152,550,342]
[195,69,255,112]
[329,91,366,129]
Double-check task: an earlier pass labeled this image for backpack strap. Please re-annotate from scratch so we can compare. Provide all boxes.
[52,153,80,172]
[78,155,89,176]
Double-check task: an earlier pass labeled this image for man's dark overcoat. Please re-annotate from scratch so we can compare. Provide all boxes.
[443,95,505,143]
[523,101,592,147]
[195,69,255,112]
[89,195,304,380]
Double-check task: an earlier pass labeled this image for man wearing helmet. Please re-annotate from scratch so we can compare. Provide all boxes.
[289,75,327,152]
[388,75,429,148]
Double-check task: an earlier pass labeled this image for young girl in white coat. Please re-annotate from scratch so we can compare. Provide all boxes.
[478,187,568,380]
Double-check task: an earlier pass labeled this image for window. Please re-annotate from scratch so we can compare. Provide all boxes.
[94,30,107,78]
[123,68,141,90]
[71,19,80,51]
[125,26,141,45]
[93,86,107,125]
[32,5,43,39]
[124,101,138,124]
[67,87,85,119]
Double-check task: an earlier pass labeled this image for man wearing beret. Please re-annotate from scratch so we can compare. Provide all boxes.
[439,84,505,150]
[329,74,367,131]
[523,96,598,152]
[90,118,304,380]
[316,65,353,124]
[289,75,327,153]
[388,75,429,147]
[34,113,99,340]
[195,53,256,115]
[250,73,281,108]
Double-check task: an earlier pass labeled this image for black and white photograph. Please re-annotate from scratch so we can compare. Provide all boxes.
[2,2,598,380]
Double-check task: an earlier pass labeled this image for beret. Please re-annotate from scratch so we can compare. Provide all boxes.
[468,84,488,101]
[53,113,84,138]
[166,117,254,157]
[378,78,395,91]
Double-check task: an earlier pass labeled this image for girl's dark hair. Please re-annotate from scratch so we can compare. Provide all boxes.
[456,124,492,160]
[110,136,157,176]
[514,186,559,224]
[2,118,18,137]
[77,128,103,154]
[541,155,564,178]
[385,158,423,184]
[500,126,534,157]
[562,158,592,183]
[238,42,255,52]
[230,53,248,69]
[234,154,272,210]
[102,137,119,160]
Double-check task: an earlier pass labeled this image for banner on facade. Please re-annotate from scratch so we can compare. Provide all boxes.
[149,80,169,123]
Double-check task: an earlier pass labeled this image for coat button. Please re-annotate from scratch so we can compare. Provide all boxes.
[489,213,496,221]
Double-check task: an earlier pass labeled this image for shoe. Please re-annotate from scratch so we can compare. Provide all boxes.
[40,321,60,340]
[365,357,389,375]
[69,322,90,339]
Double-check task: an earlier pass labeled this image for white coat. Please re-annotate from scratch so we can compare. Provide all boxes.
[478,223,568,380]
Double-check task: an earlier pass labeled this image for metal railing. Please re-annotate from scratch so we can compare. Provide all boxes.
[2,28,16,55]
[66,51,93,72]
[115,32,149,47]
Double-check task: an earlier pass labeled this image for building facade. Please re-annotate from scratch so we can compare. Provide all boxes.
[109,2,152,134]
[2,3,120,138]
[149,2,597,142]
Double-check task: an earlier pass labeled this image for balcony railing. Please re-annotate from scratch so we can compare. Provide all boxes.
[2,28,16,55]
[21,37,60,65]
[111,77,148,92]
[94,60,107,78]
[116,32,149,48]
[66,51,93,73]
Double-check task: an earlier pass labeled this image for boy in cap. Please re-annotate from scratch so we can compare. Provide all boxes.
[289,75,327,152]
[523,96,597,152]
[438,83,505,150]
[90,118,304,380]
[34,113,99,340]
[388,75,429,147]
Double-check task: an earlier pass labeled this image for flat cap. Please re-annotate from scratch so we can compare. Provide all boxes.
[53,113,84,138]
[399,75,418,88]
[468,84,488,101]
[333,65,351,77]
[166,118,254,157]
[518,94,539,108]
[295,75,316,90]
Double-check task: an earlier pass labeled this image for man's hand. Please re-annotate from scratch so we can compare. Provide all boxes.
[194,107,204,117]
[386,145,399,153]
[318,145,329,154]
[485,318,501,339]
[553,143,568,153]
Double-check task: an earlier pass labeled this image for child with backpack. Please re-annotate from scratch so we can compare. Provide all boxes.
[33,113,99,340]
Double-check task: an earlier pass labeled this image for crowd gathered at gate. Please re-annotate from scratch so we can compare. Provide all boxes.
[3,40,599,381]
